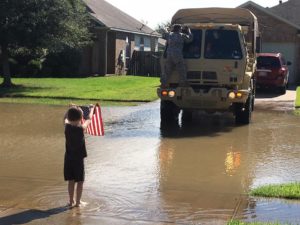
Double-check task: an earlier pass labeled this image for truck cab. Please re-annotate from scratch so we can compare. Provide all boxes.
[158,8,260,124]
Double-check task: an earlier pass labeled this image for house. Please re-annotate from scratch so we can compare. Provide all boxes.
[239,0,300,84]
[80,0,160,76]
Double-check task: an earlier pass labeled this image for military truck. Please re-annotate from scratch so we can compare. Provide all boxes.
[158,8,260,124]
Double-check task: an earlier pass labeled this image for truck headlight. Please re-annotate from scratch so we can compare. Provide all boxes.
[228,92,236,99]
[168,90,176,98]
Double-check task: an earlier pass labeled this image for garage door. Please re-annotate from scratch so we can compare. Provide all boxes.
[262,42,297,84]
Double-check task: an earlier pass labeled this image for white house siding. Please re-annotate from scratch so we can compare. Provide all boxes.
[262,42,297,84]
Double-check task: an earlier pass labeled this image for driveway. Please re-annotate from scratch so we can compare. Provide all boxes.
[255,88,296,111]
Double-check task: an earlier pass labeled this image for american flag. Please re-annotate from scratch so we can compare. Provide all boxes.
[80,104,104,136]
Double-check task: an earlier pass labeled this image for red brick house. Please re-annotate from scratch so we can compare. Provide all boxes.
[80,0,160,76]
[240,0,300,84]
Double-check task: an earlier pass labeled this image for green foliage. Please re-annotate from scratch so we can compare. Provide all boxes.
[155,21,171,38]
[0,0,91,51]
[0,0,92,85]
[250,183,300,199]
[41,47,83,77]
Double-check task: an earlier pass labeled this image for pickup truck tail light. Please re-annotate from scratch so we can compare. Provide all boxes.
[278,67,286,76]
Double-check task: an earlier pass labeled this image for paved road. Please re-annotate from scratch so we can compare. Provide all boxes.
[255,88,296,111]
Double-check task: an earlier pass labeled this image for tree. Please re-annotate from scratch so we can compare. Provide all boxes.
[155,21,171,39]
[0,0,91,87]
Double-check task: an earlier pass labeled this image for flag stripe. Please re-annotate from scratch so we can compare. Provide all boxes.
[81,105,104,136]
[98,107,104,136]
[96,107,101,136]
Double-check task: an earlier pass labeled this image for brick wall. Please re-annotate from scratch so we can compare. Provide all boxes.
[79,29,159,76]
[244,5,300,84]
[244,5,298,42]
[115,32,135,74]
[107,31,116,74]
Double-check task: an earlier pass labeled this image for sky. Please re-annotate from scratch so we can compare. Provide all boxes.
[105,0,286,29]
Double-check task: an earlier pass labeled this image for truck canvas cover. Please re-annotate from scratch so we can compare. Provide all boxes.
[172,8,257,26]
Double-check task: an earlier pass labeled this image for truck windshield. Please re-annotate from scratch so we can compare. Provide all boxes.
[204,30,243,60]
[183,29,202,59]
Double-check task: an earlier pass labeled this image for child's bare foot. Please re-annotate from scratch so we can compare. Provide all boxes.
[74,201,87,207]
[67,200,75,208]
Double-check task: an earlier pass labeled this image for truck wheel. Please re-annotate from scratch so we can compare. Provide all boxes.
[181,110,193,124]
[235,94,252,125]
[160,100,180,124]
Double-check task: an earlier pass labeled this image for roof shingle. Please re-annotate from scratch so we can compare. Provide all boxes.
[83,0,159,36]
[270,0,300,27]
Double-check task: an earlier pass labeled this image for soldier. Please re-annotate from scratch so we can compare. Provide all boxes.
[162,24,193,87]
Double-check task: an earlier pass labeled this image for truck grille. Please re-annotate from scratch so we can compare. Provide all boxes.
[187,71,201,79]
[202,71,217,80]
[187,71,218,84]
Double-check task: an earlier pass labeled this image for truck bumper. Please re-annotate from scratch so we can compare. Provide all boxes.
[157,87,250,110]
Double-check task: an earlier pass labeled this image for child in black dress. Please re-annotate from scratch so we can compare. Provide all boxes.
[64,105,94,207]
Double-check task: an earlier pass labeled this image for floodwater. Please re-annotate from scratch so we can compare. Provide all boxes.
[0,96,300,224]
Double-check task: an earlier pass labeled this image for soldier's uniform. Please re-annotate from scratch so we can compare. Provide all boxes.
[162,26,193,87]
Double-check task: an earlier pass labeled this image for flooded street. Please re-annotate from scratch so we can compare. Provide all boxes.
[0,91,300,224]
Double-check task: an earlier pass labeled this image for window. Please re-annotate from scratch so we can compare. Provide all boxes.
[204,30,243,60]
[183,29,202,59]
[257,56,281,68]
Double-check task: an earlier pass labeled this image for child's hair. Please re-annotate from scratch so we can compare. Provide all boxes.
[67,107,82,122]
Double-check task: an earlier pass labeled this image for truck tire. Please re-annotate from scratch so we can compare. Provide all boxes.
[160,100,180,124]
[181,110,193,124]
[235,94,252,125]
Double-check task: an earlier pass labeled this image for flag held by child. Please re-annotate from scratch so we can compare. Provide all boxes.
[80,104,104,136]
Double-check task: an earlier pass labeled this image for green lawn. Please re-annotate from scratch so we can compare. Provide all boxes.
[250,183,300,199]
[0,76,160,105]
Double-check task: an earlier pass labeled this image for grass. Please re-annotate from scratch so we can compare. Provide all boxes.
[228,221,290,225]
[296,87,300,108]
[227,183,300,225]
[250,183,300,200]
[0,97,136,106]
[295,87,300,115]
[0,76,160,105]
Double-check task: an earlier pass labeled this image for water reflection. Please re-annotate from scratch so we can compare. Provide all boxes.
[225,151,241,176]
[1,102,300,224]
[158,117,252,223]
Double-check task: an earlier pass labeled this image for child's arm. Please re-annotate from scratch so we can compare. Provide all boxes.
[63,112,69,125]
[82,105,95,130]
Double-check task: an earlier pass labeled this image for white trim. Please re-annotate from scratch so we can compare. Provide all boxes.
[110,27,161,38]
[238,1,300,30]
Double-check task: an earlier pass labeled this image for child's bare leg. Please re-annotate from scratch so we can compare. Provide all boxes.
[75,181,83,206]
[68,180,75,206]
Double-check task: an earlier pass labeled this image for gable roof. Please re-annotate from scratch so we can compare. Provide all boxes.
[270,0,300,27]
[83,0,160,37]
[239,1,300,30]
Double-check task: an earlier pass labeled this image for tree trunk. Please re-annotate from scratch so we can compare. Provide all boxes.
[1,44,12,87]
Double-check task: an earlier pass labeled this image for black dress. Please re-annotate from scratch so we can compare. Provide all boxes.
[64,124,87,182]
